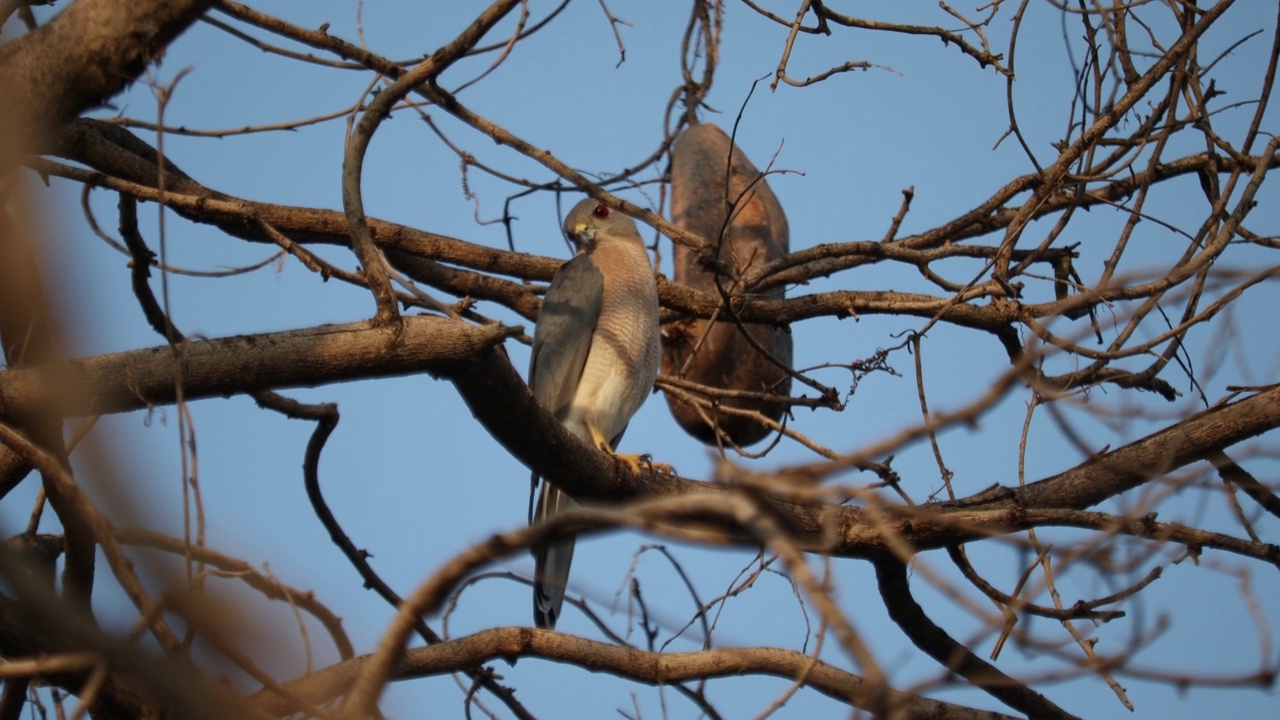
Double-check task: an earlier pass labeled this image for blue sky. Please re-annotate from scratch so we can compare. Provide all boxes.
[8,1,1280,718]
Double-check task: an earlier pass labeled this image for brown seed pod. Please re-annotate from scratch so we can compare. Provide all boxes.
[662,123,792,447]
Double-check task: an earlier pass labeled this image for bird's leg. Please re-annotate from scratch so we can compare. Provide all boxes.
[586,424,675,476]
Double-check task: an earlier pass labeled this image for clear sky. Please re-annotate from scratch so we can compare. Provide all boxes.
[8,1,1279,718]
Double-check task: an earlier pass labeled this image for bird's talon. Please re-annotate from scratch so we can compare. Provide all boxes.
[649,460,677,476]
[610,453,644,476]
[611,453,675,477]
[634,450,675,474]
[638,453,676,475]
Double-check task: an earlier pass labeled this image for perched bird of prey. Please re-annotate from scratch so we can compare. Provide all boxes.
[528,198,661,630]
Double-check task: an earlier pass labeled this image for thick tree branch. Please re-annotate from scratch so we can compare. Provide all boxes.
[0,317,519,419]
[1010,386,1280,510]
[3,325,1275,565]
[447,344,1280,558]
[0,0,216,166]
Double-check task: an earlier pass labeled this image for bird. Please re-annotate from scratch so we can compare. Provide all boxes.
[527,197,661,630]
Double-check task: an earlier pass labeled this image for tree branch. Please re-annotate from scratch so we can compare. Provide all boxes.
[0,0,216,167]
[5,333,1276,563]
[0,317,519,418]
[253,626,1021,719]
[874,557,1080,719]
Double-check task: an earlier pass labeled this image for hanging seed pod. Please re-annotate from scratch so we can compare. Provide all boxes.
[662,123,792,447]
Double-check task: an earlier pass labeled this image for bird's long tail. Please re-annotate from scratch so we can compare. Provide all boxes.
[532,482,577,629]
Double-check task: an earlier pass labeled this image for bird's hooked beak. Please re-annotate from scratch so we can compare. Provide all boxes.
[567,221,596,254]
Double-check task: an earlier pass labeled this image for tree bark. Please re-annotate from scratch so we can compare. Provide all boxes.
[0,0,216,167]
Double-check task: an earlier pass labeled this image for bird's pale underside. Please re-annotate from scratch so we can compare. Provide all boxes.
[528,198,661,629]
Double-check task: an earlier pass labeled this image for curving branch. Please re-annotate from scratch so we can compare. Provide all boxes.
[874,557,1080,720]
[253,625,1023,719]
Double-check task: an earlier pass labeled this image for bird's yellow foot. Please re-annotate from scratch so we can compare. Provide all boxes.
[586,426,675,476]
[613,453,676,477]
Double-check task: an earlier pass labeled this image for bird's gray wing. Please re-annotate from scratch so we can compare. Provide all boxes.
[529,253,604,416]
[528,254,603,629]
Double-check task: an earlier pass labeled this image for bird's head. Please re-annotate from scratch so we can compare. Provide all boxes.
[563,198,643,254]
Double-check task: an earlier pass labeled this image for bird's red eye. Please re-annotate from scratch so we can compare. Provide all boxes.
[592,204,609,220]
